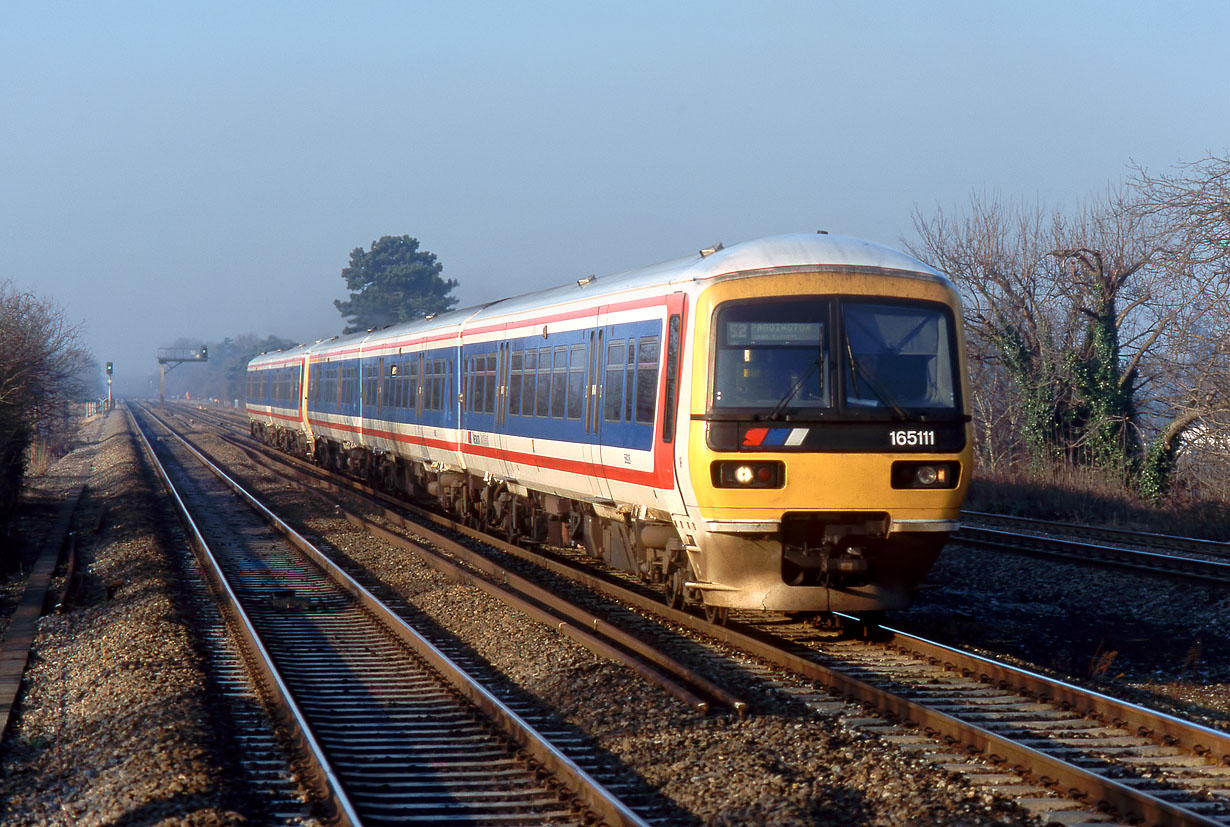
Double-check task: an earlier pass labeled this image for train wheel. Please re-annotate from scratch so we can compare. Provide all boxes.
[703,604,729,626]
[665,566,686,610]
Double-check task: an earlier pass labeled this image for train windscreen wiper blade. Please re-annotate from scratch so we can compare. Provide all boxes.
[845,336,909,421]
[767,358,820,421]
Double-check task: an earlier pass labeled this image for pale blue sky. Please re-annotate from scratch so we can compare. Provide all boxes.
[3,1,1227,393]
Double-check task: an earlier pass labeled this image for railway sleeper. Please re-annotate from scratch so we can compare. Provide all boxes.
[278,437,725,616]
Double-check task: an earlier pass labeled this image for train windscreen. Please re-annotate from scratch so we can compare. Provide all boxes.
[711,298,959,416]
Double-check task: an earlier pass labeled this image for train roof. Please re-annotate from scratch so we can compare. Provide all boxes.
[463,232,946,323]
[249,233,947,366]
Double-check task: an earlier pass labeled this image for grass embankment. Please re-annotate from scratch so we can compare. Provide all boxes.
[965,466,1230,540]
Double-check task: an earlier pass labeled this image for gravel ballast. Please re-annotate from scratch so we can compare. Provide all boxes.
[0,410,250,825]
[12,406,1223,824]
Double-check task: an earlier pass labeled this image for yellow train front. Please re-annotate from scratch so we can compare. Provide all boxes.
[673,238,972,616]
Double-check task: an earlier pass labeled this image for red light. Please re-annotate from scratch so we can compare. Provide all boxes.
[757,466,773,483]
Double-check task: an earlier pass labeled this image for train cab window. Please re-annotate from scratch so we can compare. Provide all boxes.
[550,346,568,418]
[841,301,957,410]
[662,314,681,441]
[604,340,626,422]
[712,299,831,410]
[635,335,660,425]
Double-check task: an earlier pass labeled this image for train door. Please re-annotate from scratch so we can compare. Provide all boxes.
[491,339,516,481]
[583,320,613,503]
[298,356,312,449]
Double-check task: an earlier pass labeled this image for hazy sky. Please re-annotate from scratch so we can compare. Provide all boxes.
[3,2,1228,394]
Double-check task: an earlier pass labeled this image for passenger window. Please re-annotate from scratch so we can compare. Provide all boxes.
[535,347,551,417]
[550,346,568,418]
[636,335,659,425]
[509,350,523,415]
[625,341,636,422]
[483,354,497,415]
[566,344,585,420]
[604,341,625,422]
[522,349,538,416]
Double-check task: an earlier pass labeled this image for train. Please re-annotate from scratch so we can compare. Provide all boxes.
[247,232,972,622]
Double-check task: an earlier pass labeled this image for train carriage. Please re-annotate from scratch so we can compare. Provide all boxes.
[246,344,312,454]
[248,233,971,620]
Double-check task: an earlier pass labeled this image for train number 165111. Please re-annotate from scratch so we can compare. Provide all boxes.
[890,429,936,447]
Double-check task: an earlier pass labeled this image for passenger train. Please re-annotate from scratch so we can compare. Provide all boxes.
[247,233,972,621]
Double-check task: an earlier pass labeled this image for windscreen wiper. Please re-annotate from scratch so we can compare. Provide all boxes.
[845,337,909,421]
[767,358,821,421]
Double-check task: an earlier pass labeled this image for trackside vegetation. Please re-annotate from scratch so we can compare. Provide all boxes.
[908,152,1230,520]
[0,282,94,558]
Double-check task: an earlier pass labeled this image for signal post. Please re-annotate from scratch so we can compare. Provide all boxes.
[156,346,208,406]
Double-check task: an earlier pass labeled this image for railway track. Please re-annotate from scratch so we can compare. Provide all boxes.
[957,513,1230,587]
[132,404,648,826]
[963,510,1230,559]
[177,403,1230,824]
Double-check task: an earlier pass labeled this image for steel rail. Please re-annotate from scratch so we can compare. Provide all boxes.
[963,510,1230,557]
[877,622,1230,767]
[230,439,746,715]
[141,404,650,827]
[957,524,1230,586]
[129,408,363,826]
[201,407,1228,825]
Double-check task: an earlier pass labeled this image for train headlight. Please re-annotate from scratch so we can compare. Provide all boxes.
[891,461,959,489]
[712,460,784,489]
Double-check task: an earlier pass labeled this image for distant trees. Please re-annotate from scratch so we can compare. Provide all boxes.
[0,281,91,522]
[334,236,459,334]
[907,155,1230,501]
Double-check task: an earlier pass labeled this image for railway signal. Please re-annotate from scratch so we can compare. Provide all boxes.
[156,346,210,406]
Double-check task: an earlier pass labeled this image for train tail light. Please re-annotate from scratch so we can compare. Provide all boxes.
[712,460,784,489]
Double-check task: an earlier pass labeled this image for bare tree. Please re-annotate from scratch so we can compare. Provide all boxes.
[907,183,1230,498]
[1130,153,1230,495]
[0,281,91,517]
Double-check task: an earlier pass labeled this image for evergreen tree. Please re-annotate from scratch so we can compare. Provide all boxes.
[334,236,459,334]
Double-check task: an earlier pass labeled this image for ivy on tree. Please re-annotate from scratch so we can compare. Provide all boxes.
[334,236,459,334]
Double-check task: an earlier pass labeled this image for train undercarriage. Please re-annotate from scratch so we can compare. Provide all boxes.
[251,423,941,625]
